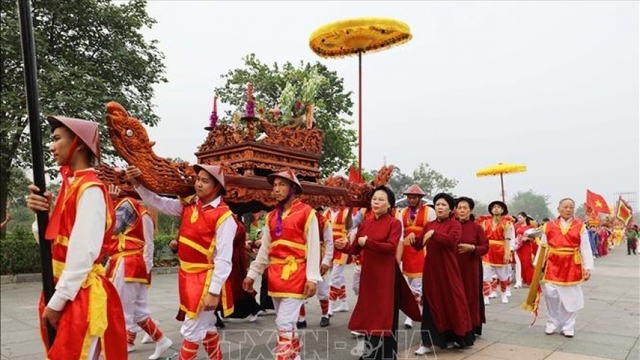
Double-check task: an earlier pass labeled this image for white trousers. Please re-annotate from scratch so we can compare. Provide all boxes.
[352,265,361,296]
[483,265,510,282]
[544,283,578,333]
[406,277,422,297]
[111,262,152,331]
[513,252,522,284]
[317,274,330,300]
[181,310,218,342]
[330,263,347,288]
[273,298,305,338]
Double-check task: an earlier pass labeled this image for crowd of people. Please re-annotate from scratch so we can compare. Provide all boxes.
[23,116,637,360]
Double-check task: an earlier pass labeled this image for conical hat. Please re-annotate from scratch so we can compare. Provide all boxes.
[267,169,302,194]
[193,164,226,191]
[404,184,426,196]
[47,116,100,159]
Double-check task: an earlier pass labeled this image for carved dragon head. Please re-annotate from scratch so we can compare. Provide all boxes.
[105,101,156,164]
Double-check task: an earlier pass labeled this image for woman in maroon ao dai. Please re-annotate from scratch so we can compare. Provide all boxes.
[411,193,474,350]
[335,186,420,360]
[455,197,489,336]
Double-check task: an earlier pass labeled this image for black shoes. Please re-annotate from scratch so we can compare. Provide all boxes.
[320,317,330,327]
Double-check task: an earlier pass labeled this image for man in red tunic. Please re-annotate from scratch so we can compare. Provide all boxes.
[243,169,322,360]
[26,116,127,360]
[106,186,172,358]
[396,184,435,331]
[537,198,594,338]
[477,201,515,305]
[127,164,236,360]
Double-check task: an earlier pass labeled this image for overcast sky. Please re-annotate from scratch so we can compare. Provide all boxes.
[138,1,639,210]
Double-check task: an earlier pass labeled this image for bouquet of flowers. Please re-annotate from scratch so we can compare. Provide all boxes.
[258,69,326,128]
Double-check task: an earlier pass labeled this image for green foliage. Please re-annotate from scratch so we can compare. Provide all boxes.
[0,231,178,275]
[384,163,459,200]
[508,190,553,221]
[215,54,357,177]
[156,212,180,236]
[575,203,586,218]
[472,200,490,216]
[0,235,41,275]
[153,234,177,267]
[1,0,167,238]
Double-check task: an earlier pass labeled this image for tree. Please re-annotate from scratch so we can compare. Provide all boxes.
[411,163,459,197]
[473,200,490,217]
[508,190,553,221]
[575,203,587,218]
[1,0,166,239]
[386,167,415,199]
[215,54,357,177]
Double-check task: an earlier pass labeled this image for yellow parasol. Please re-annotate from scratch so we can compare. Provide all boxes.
[309,17,412,176]
[476,163,527,202]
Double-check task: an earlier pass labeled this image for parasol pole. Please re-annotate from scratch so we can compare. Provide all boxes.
[358,51,363,177]
[500,173,505,202]
[17,0,56,346]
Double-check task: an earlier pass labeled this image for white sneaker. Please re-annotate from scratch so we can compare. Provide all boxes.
[414,345,431,355]
[561,329,574,338]
[545,323,557,335]
[489,291,498,299]
[350,331,364,338]
[148,337,172,360]
[404,317,413,329]
[484,296,490,305]
[248,313,259,323]
[333,301,350,313]
[506,288,512,297]
[127,344,135,353]
[514,282,523,289]
[501,294,509,304]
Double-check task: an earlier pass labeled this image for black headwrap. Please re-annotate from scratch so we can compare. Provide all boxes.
[433,192,455,212]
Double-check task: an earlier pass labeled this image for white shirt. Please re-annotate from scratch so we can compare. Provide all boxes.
[247,206,323,284]
[135,185,236,295]
[142,214,155,273]
[321,220,334,267]
[48,186,106,311]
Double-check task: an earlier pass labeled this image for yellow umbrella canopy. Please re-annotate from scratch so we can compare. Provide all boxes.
[309,17,413,177]
[476,163,528,202]
[309,17,412,57]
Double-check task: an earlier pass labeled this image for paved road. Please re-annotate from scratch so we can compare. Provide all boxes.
[1,246,638,360]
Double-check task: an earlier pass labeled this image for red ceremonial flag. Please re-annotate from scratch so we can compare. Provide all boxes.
[615,197,633,226]
[348,165,364,184]
[586,190,610,216]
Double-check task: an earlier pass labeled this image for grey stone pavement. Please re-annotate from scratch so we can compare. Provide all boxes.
[1,246,638,360]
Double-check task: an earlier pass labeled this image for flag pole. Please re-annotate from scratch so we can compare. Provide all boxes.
[17,0,56,346]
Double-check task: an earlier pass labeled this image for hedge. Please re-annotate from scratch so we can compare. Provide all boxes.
[0,231,178,275]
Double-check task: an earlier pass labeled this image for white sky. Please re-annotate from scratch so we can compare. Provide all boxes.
[138,1,639,209]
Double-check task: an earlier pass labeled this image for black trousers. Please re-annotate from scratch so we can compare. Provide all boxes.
[260,272,274,310]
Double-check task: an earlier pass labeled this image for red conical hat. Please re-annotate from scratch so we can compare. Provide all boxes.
[47,116,101,159]
[267,169,302,194]
[193,164,226,190]
[404,184,426,196]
